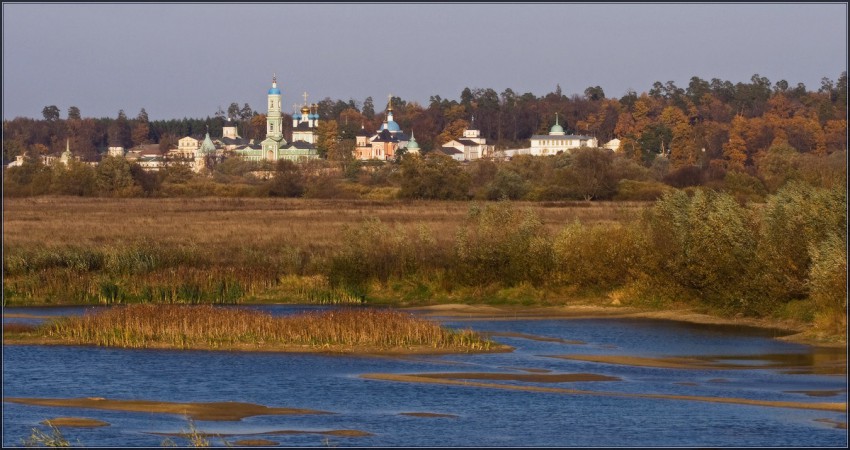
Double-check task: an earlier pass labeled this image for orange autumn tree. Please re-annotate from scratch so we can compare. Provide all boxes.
[723,116,749,171]
[660,106,698,168]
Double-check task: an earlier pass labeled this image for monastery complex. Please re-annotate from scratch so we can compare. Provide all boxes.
[9,76,612,172]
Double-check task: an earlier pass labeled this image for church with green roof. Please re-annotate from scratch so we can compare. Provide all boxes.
[234,75,320,163]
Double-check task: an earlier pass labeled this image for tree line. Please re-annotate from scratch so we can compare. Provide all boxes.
[7,72,846,159]
[3,72,846,200]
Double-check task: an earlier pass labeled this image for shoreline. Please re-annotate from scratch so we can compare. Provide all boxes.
[1,337,513,356]
[3,302,845,350]
[403,303,847,348]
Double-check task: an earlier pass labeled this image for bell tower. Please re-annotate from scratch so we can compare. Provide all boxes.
[266,74,284,143]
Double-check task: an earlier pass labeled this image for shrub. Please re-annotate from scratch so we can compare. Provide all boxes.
[640,189,758,312]
[755,182,847,304]
[398,153,471,200]
[553,222,641,289]
[453,202,553,287]
[614,180,674,201]
[807,233,847,333]
[485,169,530,200]
[327,219,441,298]
[719,170,767,203]
[662,165,704,188]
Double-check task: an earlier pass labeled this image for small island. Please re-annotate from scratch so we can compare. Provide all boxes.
[2,304,507,355]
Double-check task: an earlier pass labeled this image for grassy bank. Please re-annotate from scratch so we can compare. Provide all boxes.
[3,190,846,341]
[3,304,501,354]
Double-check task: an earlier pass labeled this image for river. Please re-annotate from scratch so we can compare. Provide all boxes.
[2,305,846,447]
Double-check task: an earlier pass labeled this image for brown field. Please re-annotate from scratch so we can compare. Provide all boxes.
[2,196,648,251]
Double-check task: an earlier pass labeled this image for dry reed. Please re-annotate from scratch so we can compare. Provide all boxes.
[41,304,494,352]
[3,197,646,306]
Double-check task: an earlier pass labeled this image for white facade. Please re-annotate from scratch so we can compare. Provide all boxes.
[440,128,494,161]
[528,135,598,155]
[527,114,598,156]
[222,120,239,139]
[604,138,621,152]
[175,136,200,158]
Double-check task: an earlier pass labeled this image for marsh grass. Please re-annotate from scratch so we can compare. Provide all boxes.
[3,197,643,307]
[39,304,494,352]
[22,423,71,447]
[3,196,845,337]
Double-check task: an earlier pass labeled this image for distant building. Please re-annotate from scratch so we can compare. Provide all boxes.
[353,97,412,161]
[126,144,165,171]
[6,155,26,168]
[176,136,200,157]
[217,118,252,151]
[603,138,621,152]
[405,132,421,156]
[435,146,465,162]
[59,139,77,165]
[193,131,218,172]
[527,113,598,156]
[235,75,319,162]
[440,121,494,160]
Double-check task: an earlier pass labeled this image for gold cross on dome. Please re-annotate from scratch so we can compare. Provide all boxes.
[303,92,309,105]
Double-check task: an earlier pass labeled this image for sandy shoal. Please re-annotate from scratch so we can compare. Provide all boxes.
[361,373,847,413]
[4,397,330,421]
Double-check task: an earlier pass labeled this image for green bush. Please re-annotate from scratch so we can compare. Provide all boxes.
[553,222,641,289]
[453,202,553,287]
[718,170,767,203]
[806,233,847,332]
[614,179,674,201]
[640,189,758,312]
[327,219,441,298]
[755,182,847,303]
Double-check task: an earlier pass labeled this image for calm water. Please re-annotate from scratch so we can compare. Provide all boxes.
[2,305,847,447]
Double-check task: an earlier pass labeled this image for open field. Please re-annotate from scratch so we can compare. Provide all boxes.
[2,196,647,250]
[1,196,648,307]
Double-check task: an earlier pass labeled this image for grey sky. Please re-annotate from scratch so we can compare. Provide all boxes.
[3,2,847,121]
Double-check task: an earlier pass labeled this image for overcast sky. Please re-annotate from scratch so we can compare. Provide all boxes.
[2,2,847,121]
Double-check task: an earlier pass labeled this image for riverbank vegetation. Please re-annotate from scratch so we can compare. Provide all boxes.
[4,304,498,353]
[3,183,846,340]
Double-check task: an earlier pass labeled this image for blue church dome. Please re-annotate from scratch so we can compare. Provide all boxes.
[293,113,302,120]
[386,120,401,132]
[268,87,281,95]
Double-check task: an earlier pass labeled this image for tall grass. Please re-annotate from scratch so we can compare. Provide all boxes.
[42,305,494,351]
[3,196,846,333]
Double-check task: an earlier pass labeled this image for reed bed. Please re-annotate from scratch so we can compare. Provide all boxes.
[41,304,495,352]
[4,193,844,337]
[3,197,646,307]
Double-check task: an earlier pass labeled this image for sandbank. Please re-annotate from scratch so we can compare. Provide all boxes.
[400,412,458,418]
[4,397,330,421]
[361,373,847,412]
[41,417,110,427]
[412,372,620,383]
